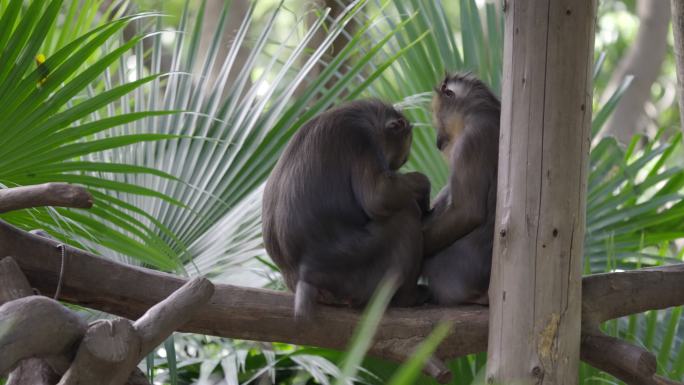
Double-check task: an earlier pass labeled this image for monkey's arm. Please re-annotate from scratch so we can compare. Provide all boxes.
[352,162,430,219]
[423,137,490,257]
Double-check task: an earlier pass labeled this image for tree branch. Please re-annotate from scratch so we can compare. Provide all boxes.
[0,257,72,384]
[58,318,141,385]
[582,264,684,325]
[0,296,88,375]
[581,333,657,385]
[581,332,683,385]
[0,183,93,213]
[134,277,215,354]
[0,219,487,382]
[3,220,684,382]
[0,257,157,385]
[0,256,34,302]
[6,358,61,385]
[59,277,214,385]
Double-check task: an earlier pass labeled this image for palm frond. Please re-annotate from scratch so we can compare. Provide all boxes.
[0,0,184,269]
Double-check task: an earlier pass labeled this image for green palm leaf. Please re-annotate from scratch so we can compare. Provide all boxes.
[0,1,183,269]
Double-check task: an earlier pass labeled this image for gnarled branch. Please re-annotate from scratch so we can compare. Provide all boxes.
[58,277,214,385]
[0,296,88,375]
[0,253,213,385]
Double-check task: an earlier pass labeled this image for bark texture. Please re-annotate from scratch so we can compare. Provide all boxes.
[487,0,596,383]
[0,252,213,385]
[0,183,92,213]
[3,220,684,384]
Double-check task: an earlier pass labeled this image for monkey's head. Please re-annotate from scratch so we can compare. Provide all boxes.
[337,99,414,170]
[377,105,413,170]
[432,73,499,158]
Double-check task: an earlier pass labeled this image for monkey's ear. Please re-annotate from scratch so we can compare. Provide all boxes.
[386,118,410,134]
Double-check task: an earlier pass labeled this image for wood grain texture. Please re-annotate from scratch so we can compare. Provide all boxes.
[487,0,596,383]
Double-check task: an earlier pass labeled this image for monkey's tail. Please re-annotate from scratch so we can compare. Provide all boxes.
[294,280,316,320]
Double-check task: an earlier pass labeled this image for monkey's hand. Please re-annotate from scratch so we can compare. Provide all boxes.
[353,165,429,219]
[402,172,431,215]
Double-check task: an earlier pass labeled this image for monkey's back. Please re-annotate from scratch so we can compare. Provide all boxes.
[262,114,378,291]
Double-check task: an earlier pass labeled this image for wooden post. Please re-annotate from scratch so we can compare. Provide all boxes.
[671,0,684,135]
[486,1,596,384]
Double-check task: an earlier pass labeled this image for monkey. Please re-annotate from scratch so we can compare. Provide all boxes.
[422,73,500,305]
[262,99,431,318]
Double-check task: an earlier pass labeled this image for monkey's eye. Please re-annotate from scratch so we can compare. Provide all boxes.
[440,83,455,98]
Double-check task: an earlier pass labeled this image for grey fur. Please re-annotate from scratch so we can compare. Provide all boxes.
[263,100,431,318]
[423,73,500,305]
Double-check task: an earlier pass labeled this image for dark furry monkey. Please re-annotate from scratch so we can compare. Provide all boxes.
[262,99,431,318]
[423,73,500,305]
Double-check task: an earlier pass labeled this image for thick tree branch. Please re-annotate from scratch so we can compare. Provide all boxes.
[0,257,70,384]
[581,333,657,385]
[6,359,61,385]
[59,277,214,385]
[0,219,487,380]
[0,256,34,302]
[0,183,93,213]
[58,318,141,385]
[582,264,684,325]
[0,296,88,375]
[581,333,683,385]
[134,277,215,354]
[0,256,164,385]
[3,220,684,384]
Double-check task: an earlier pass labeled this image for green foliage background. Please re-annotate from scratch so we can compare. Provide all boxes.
[0,0,683,384]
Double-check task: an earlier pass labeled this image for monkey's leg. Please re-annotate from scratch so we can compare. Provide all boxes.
[298,203,425,308]
[369,203,428,307]
[423,226,492,305]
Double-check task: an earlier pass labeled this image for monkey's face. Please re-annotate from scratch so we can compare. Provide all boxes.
[432,74,473,159]
[379,109,413,170]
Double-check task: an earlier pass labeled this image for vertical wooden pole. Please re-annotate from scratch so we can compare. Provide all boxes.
[486,1,596,384]
[671,0,684,135]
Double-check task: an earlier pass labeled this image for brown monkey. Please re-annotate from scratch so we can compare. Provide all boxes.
[422,73,500,305]
[262,99,431,318]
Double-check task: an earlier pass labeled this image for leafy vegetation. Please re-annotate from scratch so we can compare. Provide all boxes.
[0,0,683,384]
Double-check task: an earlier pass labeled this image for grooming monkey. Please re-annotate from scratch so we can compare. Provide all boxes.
[262,99,431,318]
[422,73,500,305]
